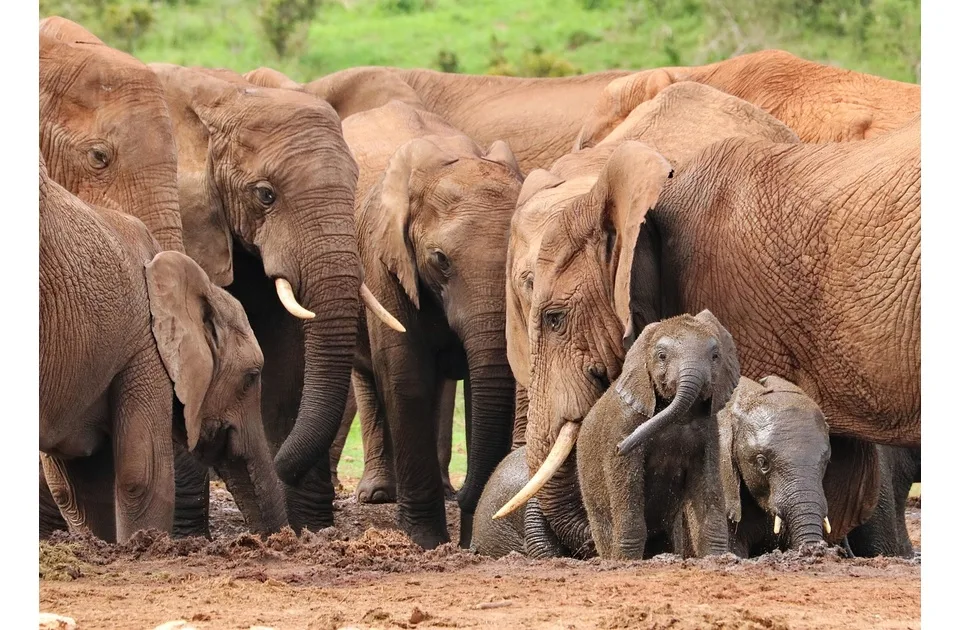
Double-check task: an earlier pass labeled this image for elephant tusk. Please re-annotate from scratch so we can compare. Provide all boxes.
[493,422,580,520]
[361,283,406,333]
[824,516,832,535]
[773,514,782,535]
[275,278,315,319]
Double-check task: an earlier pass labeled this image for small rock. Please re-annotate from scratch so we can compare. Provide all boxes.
[264,578,286,588]
[39,613,77,630]
[152,622,197,630]
[409,606,430,625]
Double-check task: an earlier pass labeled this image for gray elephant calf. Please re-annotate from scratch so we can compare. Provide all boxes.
[718,375,886,556]
[472,446,568,558]
[577,310,740,560]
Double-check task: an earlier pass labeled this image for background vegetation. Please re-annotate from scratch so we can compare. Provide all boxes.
[41,0,920,84]
[39,0,920,489]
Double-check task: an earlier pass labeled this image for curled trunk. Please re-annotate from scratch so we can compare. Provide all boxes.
[617,366,706,455]
[215,445,287,535]
[782,493,830,549]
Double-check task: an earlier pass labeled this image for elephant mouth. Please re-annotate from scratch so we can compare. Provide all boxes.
[193,422,231,466]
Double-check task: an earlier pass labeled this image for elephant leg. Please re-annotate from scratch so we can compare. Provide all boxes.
[41,450,116,542]
[111,352,175,541]
[354,368,397,504]
[435,379,457,500]
[39,458,68,539]
[524,497,568,558]
[608,460,647,560]
[683,456,731,558]
[172,442,210,539]
[512,384,529,449]
[329,381,358,492]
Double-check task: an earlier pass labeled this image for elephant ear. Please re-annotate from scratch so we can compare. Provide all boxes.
[717,378,751,523]
[574,69,675,150]
[613,320,659,419]
[694,309,741,421]
[587,141,673,340]
[369,137,459,309]
[822,436,881,544]
[517,169,564,210]
[483,140,522,177]
[145,251,220,452]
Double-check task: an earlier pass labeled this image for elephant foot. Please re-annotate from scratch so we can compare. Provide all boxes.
[397,499,450,550]
[356,467,397,504]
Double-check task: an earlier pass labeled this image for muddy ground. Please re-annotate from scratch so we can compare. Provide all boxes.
[40,484,921,630]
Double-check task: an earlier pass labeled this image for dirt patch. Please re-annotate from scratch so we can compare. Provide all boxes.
[40,487,920,629]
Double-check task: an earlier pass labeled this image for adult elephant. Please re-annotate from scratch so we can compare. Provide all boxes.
[500,85,919,556]
[151,64,400,534]
[575,50,919,149]
[249,49,917,173]
[341,100,523,548]
[40,158,285,541]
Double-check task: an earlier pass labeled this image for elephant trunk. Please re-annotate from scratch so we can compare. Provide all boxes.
[457,317,516,546]
[272,229,362,488]
[216,445,288,536]
[778,485,830,549]
[617,365,706,455]
[117,165,185,254]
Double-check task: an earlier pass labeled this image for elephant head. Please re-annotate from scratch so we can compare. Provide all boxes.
[614,309,741,454]
[39,22,185,255]
[150,64,400,485]
[146,251,287,535]
[355,131,524,516]
[498,141,674,555]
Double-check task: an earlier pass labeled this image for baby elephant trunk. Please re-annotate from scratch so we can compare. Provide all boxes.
[781,490,831,549]
[617,366,706,455]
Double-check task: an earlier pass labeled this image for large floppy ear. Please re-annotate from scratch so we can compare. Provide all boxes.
[145,251,219,452]
[574,69,675,150]
[716,378,753,523]
[695,309,741,421]
[505,250,532,387]
[613,320,660,419]
[822,436,881,544]
[587,141,673,340]
[368,137,459,308]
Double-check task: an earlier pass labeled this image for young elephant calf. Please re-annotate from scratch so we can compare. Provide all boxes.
[577,310,740,559]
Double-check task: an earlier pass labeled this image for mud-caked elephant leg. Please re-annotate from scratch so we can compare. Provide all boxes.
[524,497,568,558]
[354,369,397,504]
[41,450,116,542]
[435,379,457,499]
[329,382,358,492]
[111,350,175,541]
[681,455,731,558]
[172,442,210,539]
[39,458,68,539]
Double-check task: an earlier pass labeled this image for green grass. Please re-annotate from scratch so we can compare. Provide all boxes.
[44,0,919,83]
[337,382,468,492]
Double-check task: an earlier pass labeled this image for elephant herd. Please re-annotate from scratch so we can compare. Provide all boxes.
[38,16,920,563]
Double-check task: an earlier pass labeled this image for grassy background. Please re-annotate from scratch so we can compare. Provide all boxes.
[42,0,920,83]
[40,0,920,493]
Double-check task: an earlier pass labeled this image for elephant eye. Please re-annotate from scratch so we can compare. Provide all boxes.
[433,250,451,273]
[242,368,261,393]
[712,351,720,361]
[543,309,567,333]
[255,184,276,206]
[656,350,667,362]
[88,147,109,170]
[756,454,770,474]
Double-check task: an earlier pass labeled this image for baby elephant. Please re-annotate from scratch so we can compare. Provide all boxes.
[719,375,882,555]
[578,310,740,559]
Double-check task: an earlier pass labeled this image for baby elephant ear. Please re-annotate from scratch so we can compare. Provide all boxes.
[145,251,217,451]
[694,309,741,418]
[717,384,744,523]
